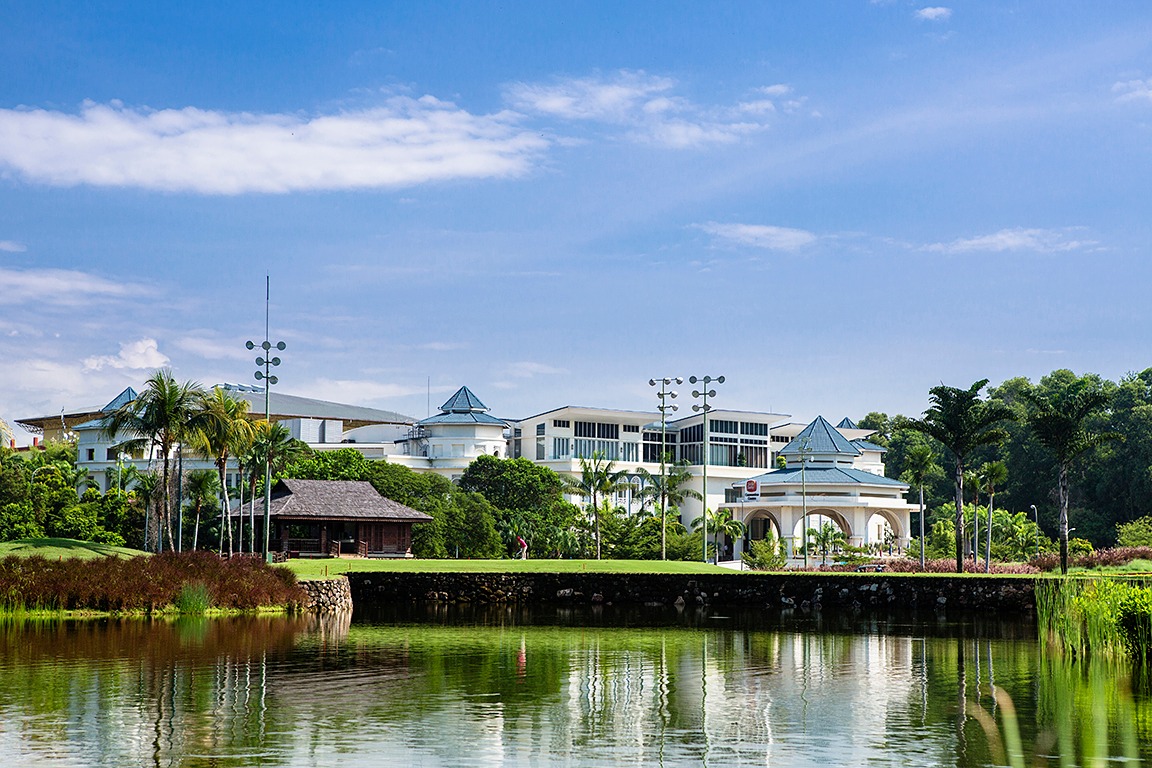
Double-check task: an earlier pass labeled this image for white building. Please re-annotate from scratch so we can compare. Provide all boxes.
[722,415,916,559]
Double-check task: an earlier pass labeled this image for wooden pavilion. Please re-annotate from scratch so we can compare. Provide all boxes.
[248,479,432,558]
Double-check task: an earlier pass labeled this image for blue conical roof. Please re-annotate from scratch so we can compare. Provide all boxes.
[836,416,858,429]
[439,386,489,413]
[779,415,861,457]
[101,387,138,413]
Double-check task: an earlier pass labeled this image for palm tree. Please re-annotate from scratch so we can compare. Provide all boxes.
[184,469,220,551]
[246,420,308,554]
[564,451,629,559]
[191,387,254,557]
[807,521,846,566]
[636,459,702,560]
[102,369,208,551]
[976,460,1008,572]
[127,469,160,549]
[900,443,940,571]
[1023,379,1118,574]
[908,380,1015,573]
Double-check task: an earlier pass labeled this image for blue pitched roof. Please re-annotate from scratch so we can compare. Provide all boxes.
[439,386,489,413]
[101,387,138,413]
[779,415,861,457]
[851,439,888,453]
[418,411,507,426]
[750,466,908,488]
[836,417,858,429]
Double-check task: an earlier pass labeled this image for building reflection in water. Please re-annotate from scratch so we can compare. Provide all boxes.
[0,611,1144,767]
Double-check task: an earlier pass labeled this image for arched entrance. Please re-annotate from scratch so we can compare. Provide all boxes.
[740,509,782,553]
[865,509,905,554]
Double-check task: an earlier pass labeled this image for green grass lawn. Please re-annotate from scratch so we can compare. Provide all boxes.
[1068,559,1152,576]
[0,538,145,560]
[283,557,730,579]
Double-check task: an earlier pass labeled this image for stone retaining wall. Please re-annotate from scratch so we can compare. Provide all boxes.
[347,571,1036,614]
[298,576,354,612]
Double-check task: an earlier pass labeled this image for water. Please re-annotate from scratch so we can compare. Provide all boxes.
[0,606,1147,767]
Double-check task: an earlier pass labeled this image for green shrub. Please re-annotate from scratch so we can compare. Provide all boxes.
[744,535,787,571]
[1116,587,1152,664]
[1117,516,1152,548]
[174,582,213,614]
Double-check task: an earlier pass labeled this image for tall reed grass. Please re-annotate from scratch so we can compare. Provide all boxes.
[1036,576,1152,663]
[0,551,306,613]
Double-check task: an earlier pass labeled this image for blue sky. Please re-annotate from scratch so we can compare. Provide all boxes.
[2,1,1151,440]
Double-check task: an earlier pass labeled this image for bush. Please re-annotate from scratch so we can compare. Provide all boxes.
[1117,587,1152,664]
[744,536,787,571]
[1032,546,1152,572]
[1117,516,1152,548]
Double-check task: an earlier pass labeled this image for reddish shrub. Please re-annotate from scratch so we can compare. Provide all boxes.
[0,551,306,612]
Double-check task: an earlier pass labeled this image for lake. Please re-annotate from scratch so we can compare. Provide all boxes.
[0,605,1147,767]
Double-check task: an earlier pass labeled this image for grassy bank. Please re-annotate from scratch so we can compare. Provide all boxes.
[1036,576,1152,663]
[0,538,144,560]
[283,558,730,579]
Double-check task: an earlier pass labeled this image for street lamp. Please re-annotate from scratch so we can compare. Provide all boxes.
[650,377,682,560]
[690,375,724,563]
[1030,504,1039,560]
[799,436,812,568]
[246,276,285,564]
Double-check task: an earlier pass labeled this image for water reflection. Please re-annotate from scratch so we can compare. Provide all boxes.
[0,610,1146,767]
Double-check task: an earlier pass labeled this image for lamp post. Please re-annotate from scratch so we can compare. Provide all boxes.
[650,377,682,560]
[799,436,811,568]
[1030,504,1039,560]
[690,375,724,563]
[246,276,285,564]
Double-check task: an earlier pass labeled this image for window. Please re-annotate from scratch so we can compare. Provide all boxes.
[106,448,118,461]
[680,424,703,444]
[553,419,570,428]
[514,428,522,438]
[552,437,570,459]
[536,438,545,460]
[622,442,639,462]
[536,423,545,435]
[623,424,639,433]
[87,449,95,461]
[740,422,769,436]
[574,421,596,438]
[711,419,738,434]
[597,422,619,440]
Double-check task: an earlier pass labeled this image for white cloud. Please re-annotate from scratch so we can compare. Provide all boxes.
[1113,79,1152,103]
[698,222,819,251]
[299,378,437,404]
[172,334,252,361]
[506,71,785,148]
[0,240,26,252]
[924,227,1094,254]
[915,7,953,21]
[83,338,170,371]
[507,361,567,378]
[0,266,150,306]
[0,97,549,194]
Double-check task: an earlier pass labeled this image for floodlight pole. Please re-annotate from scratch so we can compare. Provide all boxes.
[650,377,682,560]
[690,375,724,563]
[246,275,285,564]
[1031,504,1039,561]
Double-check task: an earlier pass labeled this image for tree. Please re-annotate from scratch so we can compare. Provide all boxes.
[635,459,702,560]
[102,369,208,551]
[908,380,1015,573]
[458,455,566,512]
[690,507,746,563]
[1117,516,1152,548]
[184,469,220,550]
[900,443,941,571]
[1024,377,1119,574]
[976,460,1008,572]
[191,387,254,556]
[807,521,847,565]
[564,451,629,559]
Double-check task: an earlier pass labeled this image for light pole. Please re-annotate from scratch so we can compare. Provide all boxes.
[799,436,811,568]
[690,375,724,563]
[1031,504,1039,560]
[246,276,285,564]
[650,377,682,560]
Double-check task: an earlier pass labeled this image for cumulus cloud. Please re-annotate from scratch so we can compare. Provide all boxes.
[0,240,26,252]
[698,222,819,251]
[1113,79,1152,103]
[506,71,787,148]
[915,7,953,21]
[172,333,252,361]
[83,338,170,371]
[0,97,549,194]
[0,266,150,306]
[924,227,1094,254]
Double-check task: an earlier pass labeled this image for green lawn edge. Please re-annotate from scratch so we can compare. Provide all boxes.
[0,538,146,560]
